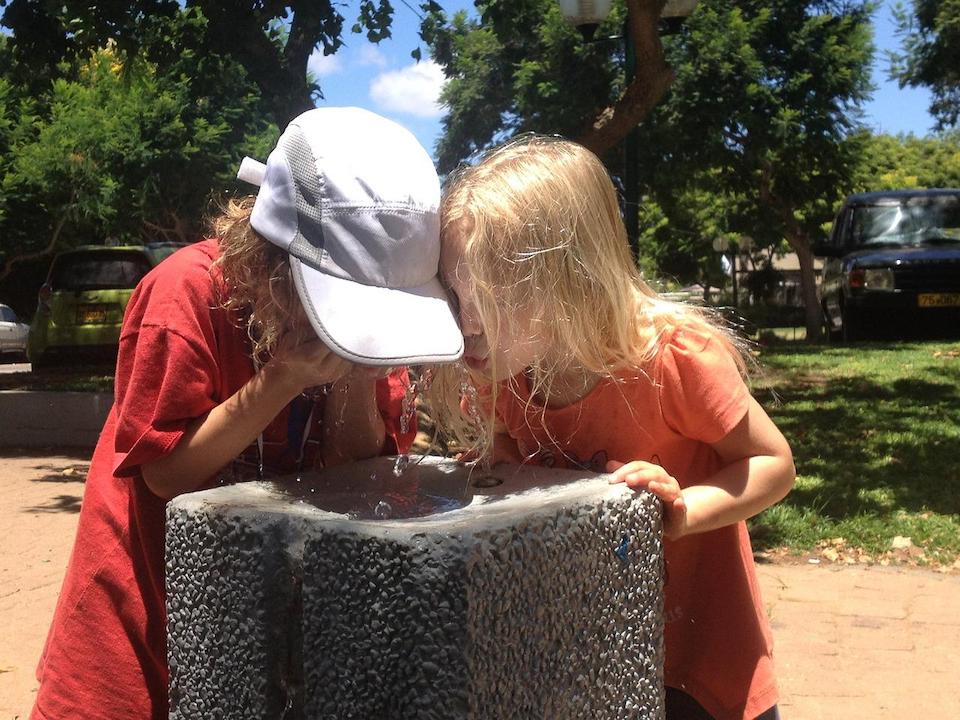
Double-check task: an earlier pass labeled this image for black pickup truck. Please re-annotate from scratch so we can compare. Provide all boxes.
[816,189,960,340]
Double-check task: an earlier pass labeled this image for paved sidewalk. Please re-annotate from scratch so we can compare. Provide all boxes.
[757,561,960,718]
[2,451,959,718]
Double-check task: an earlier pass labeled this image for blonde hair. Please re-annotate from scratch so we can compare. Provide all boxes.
[430,135,748,457]
[212,197,309,361]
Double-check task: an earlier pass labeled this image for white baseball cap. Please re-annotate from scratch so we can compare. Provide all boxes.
[237,107,463,366]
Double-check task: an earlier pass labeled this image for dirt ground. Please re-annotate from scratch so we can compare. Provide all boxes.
[1,450,88,720]
[2,450,959,719]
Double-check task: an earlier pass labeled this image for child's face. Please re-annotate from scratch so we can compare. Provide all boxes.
[440,222,549,382]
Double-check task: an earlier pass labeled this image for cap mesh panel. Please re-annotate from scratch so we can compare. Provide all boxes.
[283,127,326,267]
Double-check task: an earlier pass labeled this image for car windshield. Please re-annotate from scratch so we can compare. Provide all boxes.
[50,251,152,291]
[851,196,960,247]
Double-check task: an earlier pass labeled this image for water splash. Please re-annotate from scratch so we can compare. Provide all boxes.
[392,454,410,477]
[335,381,350,429]
[400,379,418,434]
[460,379,483,427]
[420,367,435,392]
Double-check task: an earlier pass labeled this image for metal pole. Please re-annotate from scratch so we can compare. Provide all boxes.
[623,17,640,261]
[731,251,739,308]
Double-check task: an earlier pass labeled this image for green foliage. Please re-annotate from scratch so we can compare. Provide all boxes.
[423,0,621,172]
[890,0,960,129]
[0,43,277,268]
[637,1,874,259]
[0,0,405,125]
[426,1,874,321]
[853,130,960,190]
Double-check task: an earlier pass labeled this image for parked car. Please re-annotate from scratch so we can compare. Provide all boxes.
[0,303,29,361]
[28,243,188,368]
[816,189,960,341]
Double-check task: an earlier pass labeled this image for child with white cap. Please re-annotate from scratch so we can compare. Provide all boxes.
[30,107,463,720]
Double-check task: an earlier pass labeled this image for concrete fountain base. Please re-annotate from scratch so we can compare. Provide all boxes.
[166,456,664,719]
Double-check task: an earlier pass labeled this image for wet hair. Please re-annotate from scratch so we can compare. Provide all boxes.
[211,197,310,361]
[429,135,749,458]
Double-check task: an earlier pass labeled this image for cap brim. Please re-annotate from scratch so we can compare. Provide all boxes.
[291,258,464,366]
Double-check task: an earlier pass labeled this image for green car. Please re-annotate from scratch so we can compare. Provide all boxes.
[28,243,188,368]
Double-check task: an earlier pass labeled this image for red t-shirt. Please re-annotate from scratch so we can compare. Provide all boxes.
[30,240,415,720]
[488,327,777,720]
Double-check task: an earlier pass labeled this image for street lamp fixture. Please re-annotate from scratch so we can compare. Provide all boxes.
[557,0,614,40]
[557,1,698,38]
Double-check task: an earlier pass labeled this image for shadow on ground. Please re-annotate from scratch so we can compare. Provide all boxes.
[27,493,83,513]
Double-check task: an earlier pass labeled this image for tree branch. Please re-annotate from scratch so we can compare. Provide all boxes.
[577,0,675,158]
[0,203,71,283]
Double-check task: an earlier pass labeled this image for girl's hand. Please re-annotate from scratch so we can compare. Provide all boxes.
[606,459,689,540]
[269,333,352,395]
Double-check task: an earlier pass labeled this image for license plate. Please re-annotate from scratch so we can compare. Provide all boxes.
[918,293,960,308]
[77,305,108,324]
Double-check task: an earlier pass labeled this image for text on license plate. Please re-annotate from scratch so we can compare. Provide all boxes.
[77,305,109,324]
[918,293,960,308]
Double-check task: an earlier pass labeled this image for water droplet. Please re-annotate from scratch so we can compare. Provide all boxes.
[369,473,378,482]
[374,500,392,519]
[393,454,410,477]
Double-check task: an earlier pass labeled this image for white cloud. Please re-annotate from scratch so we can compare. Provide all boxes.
[308,50,344,78]
[357,44,389,69]
[369,60,447,118]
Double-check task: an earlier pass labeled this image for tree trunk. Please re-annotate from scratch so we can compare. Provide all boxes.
[577,0,675,158]
[196,0,315,127]
[758,165,822,344]
[784,233,822,343]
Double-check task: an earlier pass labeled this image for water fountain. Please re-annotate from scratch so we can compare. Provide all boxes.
[166,456,665,719]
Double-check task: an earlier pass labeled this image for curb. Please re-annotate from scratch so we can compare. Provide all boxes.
[0,390,111,448]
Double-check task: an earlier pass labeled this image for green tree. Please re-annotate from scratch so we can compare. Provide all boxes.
[423,0,676,171]
[429,0,874,342]
[0,45,277,281]
[0,0,411,126]
[890,0,960,129]
[637,1,874,340]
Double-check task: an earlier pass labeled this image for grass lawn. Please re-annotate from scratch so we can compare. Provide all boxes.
[750,340,960,568]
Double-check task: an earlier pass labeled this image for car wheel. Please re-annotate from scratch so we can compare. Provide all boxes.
[841,305,868,342]
[822,303,839,343]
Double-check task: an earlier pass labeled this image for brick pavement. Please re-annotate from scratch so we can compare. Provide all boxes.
[757,562,960,719]
[2,452,959,719]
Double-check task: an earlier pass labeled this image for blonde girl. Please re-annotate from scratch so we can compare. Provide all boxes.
[434,135,794,720]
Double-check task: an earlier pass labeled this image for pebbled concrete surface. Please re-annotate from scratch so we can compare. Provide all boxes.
[167,457,665,719]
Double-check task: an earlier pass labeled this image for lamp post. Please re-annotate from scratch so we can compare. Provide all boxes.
[712,234,753,307]
[557,1,698,260]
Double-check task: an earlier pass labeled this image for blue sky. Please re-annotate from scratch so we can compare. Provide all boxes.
[313,0,938,158]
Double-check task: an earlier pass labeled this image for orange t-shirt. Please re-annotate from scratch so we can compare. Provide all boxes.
[489,327,777,720]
